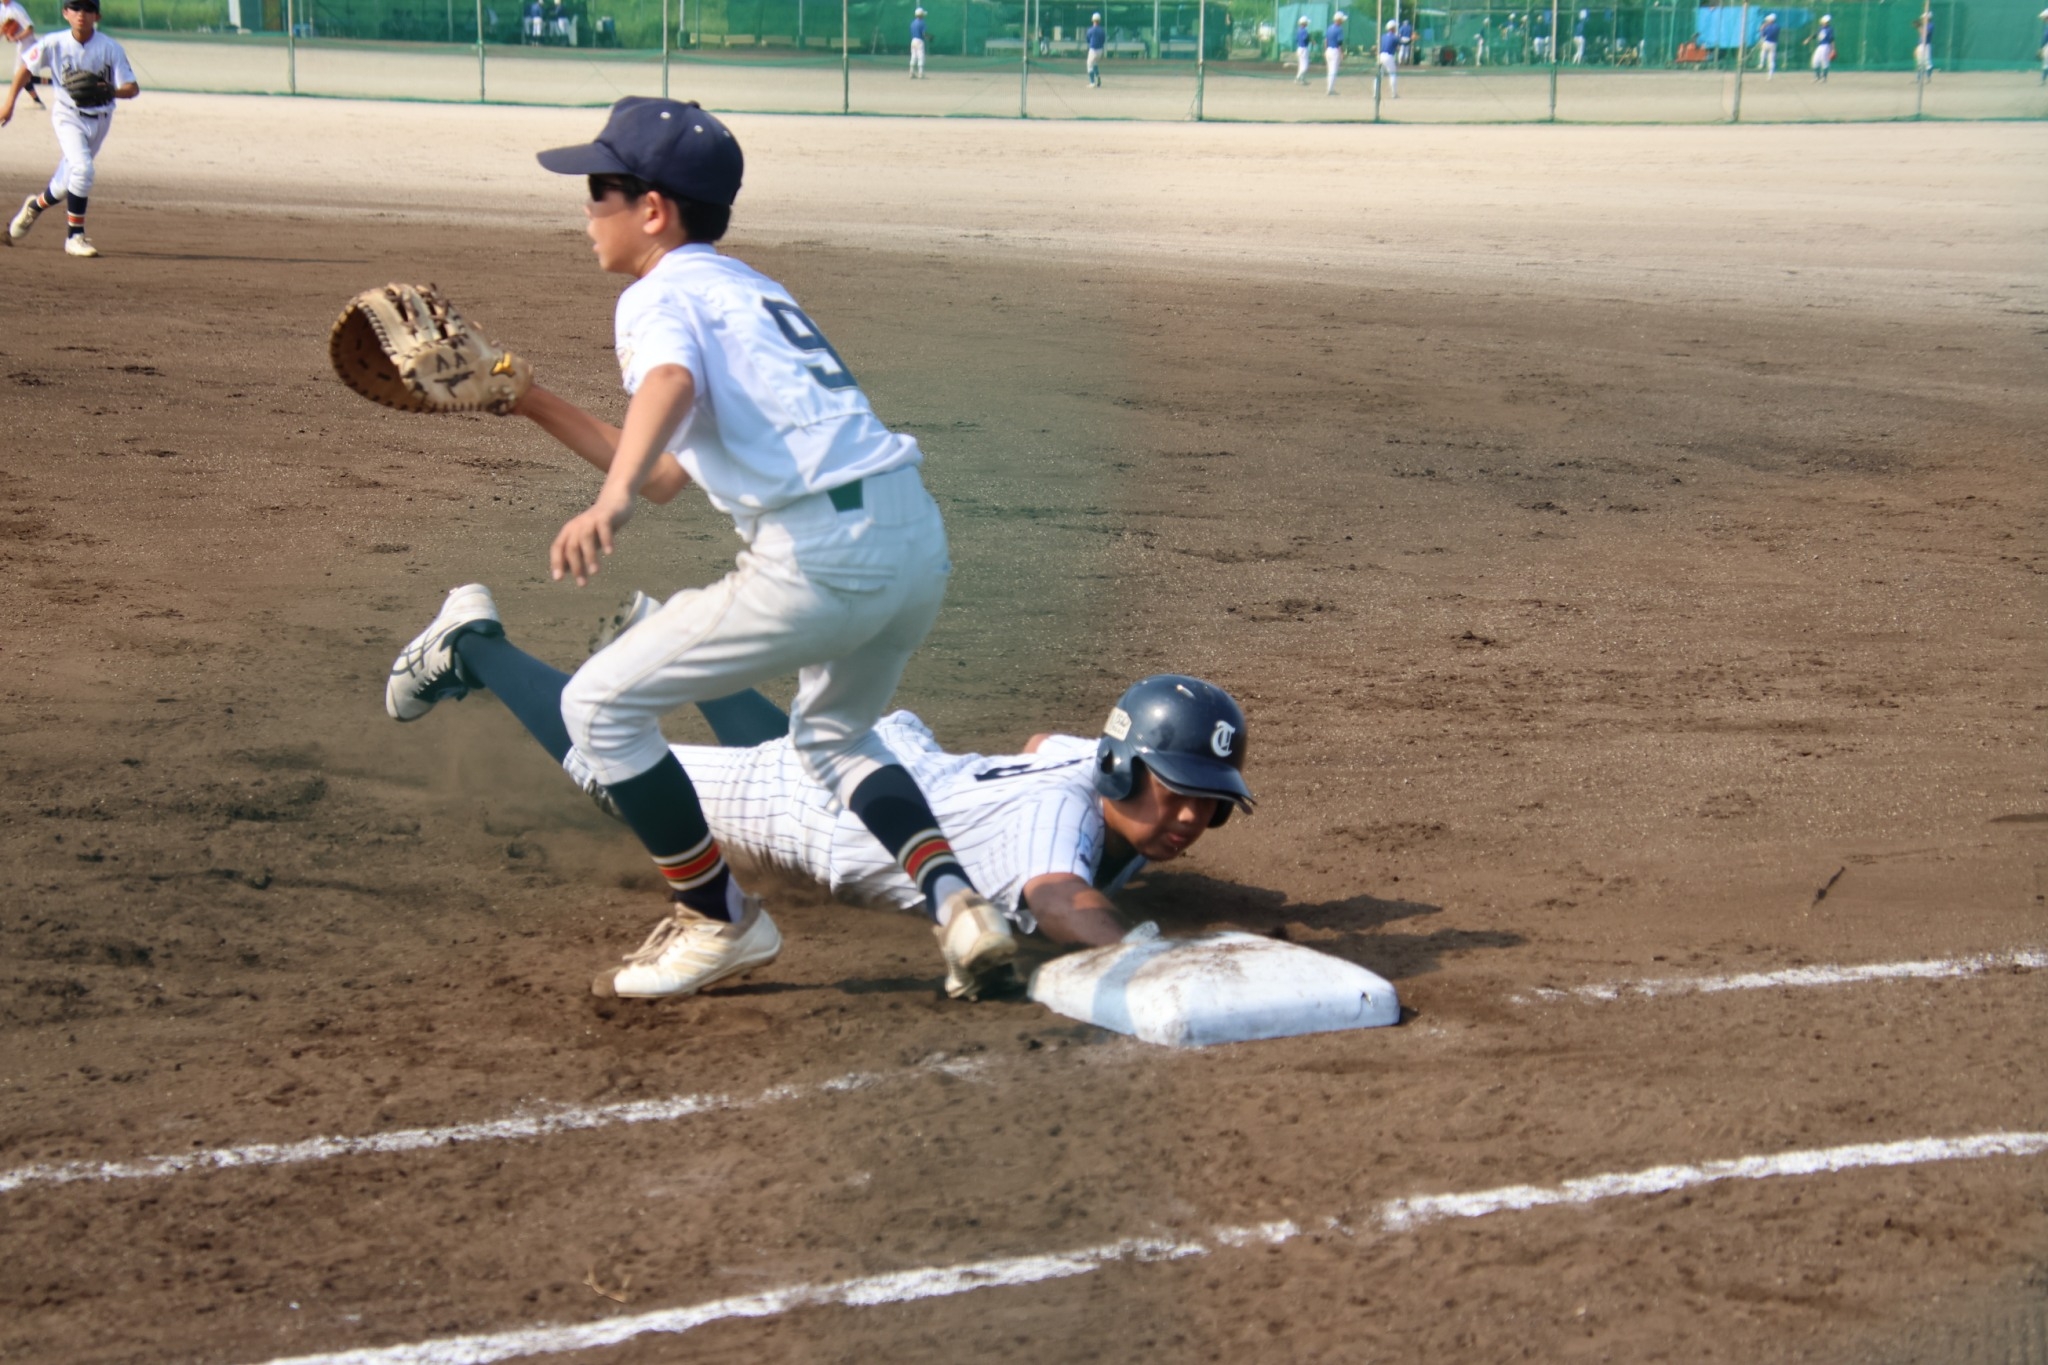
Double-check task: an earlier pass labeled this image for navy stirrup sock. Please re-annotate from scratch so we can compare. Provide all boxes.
[846,765,974,921]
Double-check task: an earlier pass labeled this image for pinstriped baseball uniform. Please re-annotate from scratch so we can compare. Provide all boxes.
[566,713,1142,932]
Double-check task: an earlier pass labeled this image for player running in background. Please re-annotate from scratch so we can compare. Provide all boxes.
[1378,19,1399,93]
[1,0,136,258]
[1809,13,1833,80]
[1085,12,1105,86]
[388,98,1015,1002]
[0,2,46,111]
[387,591,1254,991]
[1324,10,1345,93]
[1293,15,1312,84]
[1756,12,1779,76]
[908,6,927,78]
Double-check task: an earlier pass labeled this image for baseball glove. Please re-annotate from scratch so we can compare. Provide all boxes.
[62,69,117,108]
[328,283,532,416]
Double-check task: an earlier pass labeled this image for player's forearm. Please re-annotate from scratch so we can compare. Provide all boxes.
[517,382,688,503]
[599,365,695,508]
[1022,874,1127,947]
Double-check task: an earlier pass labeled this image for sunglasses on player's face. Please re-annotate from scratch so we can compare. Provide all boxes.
[587,174,652,202]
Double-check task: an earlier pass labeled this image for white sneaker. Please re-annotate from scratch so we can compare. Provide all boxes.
[63,234,98,258]
[589,588,659,655]
[934,890,1017,1000]
[8,195,41,243]
[385,583,502,721]
[596,896,781,998]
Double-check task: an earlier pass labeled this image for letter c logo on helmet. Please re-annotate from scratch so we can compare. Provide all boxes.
[1210,720,1236,758]
[1095,675,1255,828]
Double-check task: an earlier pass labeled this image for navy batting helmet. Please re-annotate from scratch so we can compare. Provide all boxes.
[1095,675,1254,827]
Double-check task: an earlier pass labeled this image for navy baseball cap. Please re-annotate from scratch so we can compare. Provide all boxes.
[64,0,102,12]
[537,98,744,208]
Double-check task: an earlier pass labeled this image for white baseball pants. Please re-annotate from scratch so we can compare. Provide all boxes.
[1325,46,1340,90]
[1377,50,1397,92]
[1295,45,1310,78]
[46,104,112,198]
[909,36,924,73]
[560,465,951,804]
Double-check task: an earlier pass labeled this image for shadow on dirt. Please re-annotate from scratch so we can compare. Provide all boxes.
[1122,868,1524,982]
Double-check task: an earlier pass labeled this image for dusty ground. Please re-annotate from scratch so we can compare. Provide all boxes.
[0,99,2044,1363]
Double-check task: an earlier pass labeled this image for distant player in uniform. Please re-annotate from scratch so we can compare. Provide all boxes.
[1085,12,1105,87]
[1397,15,1414,63]
[1,0,136,259]
[1324,10,1345,93]
[1756,11,1779,77]
[1914,7,1934,79]
[1293,15,1313,83]
[2039,7,2047,84]
[1809,13,1833,80]
[1531,5,1550,61]
[1377,19,1399,93]
[1571,8,1587,62]
[908,5,927,78]
[1,1,46,110]
[387,599,1255,982]
[385,97,1017,1002]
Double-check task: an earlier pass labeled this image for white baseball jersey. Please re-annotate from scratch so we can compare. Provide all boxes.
[2,1,35,69]
[31,28,133,114]
[566,712,1145,931]
[616,244,923,520]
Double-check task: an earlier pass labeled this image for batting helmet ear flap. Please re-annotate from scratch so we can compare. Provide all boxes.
[1095,745,1137,802]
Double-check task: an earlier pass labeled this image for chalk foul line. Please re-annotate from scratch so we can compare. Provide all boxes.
[1516,948,2047,1005]
[0,1057,989,1197]
[254,1131,2048,1365]
[1377,1130,2048,1231]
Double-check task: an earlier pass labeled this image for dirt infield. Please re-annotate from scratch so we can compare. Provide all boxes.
[1,99,2044,1362]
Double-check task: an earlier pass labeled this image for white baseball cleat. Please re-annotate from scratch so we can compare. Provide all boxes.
[9,195,41,243]
[589,588,659,655]
[934,889,1017,1000]
[386,583,503,721]
[63,234,99,258]
[595,896,781,998]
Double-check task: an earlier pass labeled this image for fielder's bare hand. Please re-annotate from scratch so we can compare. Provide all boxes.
[551,491,634,586]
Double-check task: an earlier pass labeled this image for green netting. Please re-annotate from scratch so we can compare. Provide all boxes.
[26,0,2045,117]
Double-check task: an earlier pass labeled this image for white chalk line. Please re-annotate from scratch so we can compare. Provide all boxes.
[253,1130,2048,1365]
[1378,1130,2048,1231]
[8,948,2037,1199]
[0,1057,989,1197]
[1515,948,2047,1006]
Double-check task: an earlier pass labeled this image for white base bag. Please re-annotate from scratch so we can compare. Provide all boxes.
[1028,927,1401,1048]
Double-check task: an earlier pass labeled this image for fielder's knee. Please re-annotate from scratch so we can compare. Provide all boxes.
[794,731,893,806]
[559,671,672,787]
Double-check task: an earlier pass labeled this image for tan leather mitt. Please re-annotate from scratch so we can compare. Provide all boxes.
[329,283,532,415]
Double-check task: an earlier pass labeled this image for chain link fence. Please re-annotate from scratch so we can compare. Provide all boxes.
[22,0,2047,117]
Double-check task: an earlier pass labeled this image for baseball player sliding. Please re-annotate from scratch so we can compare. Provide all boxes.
[390,589,1255,977]
[385,97,1017,1002]
[1,1,46,110]
[1,0,136,258]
